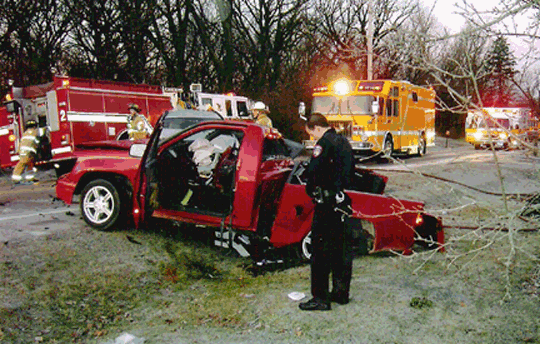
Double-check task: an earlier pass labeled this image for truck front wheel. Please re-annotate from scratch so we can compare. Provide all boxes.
[417,135,426,156]
[383,137,394,158]
[80,179,122,230]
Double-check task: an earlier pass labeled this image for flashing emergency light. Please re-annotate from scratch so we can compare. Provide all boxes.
[264,127,282,139]
[415,213,424,226]
[333,80,351,96]
[5,94,12,101]
[62,79,70,87]
[225,92,236,97]
[313,86,328,93]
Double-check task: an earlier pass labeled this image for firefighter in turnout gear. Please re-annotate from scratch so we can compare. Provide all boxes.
[127,104,153,140]
[252,101,273,127]
[299,113,354,311]
[12,120,40,184]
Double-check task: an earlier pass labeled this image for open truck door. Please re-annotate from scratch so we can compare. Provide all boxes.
[139,122,249,230]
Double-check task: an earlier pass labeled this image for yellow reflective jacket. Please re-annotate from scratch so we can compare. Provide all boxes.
[255,114,273,128]
[19,128,40,156]
[127,114,153,140]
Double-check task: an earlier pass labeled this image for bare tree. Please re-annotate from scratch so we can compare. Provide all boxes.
[304,0,419,85]
[115,0,158,83]
[0,0,70,87]
[381,3,442,85]
[64,0,125,80]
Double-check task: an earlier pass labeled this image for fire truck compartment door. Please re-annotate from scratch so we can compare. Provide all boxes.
[46,91,60,132]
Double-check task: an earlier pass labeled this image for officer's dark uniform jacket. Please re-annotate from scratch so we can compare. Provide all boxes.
[304,127,354,304]
[306,128,353,201]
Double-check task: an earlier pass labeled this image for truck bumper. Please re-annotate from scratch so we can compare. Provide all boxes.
[55,174,77,204]
[474,140,508,149]
[303,139,374,151]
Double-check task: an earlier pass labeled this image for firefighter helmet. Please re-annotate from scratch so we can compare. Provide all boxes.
[253,101,269,113]
[25,120,37,129]
[128,104,141,113]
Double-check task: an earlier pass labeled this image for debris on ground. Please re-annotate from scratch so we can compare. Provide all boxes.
[102,332,145,344]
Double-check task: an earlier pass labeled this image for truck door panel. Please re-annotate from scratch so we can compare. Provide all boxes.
[254,164,291,238]
[72,122,108,145]
[254,138,296,237]
[271,183,314,248]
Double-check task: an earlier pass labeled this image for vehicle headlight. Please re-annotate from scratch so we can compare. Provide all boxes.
[499,132,507,139]
[474,132,483,140]
[361,134,368,142]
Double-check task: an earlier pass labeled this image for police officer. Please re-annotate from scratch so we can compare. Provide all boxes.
[127,104,153,140]
[299,113,354,311]
[12,120,40,184]
[252,101,273,127]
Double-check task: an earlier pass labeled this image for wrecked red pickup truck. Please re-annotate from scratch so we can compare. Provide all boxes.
[56,109,444,259]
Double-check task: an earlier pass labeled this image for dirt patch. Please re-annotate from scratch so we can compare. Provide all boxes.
[1,142,540,343]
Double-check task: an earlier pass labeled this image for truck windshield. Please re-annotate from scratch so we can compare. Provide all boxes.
[312,95,376,115]
[481,117,510,129]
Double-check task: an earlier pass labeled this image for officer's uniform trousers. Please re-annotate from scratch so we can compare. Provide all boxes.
[310,203,353,302]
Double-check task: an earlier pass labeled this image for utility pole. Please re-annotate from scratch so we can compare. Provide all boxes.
[367,0,373,80]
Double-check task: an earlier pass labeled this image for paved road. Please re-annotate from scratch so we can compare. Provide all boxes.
[0,175,82,243]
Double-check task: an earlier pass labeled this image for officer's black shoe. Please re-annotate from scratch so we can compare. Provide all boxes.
[330,294,350,305]
[299,298,331,311]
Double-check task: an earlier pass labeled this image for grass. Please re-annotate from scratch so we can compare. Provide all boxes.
[0,225,309,343]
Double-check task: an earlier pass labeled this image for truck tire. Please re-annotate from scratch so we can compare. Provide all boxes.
[383,137,393,158]
[417,135,426,157]
[80,179,122,230]
[295,231,312,261]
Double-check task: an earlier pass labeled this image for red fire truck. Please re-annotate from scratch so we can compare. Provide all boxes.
[1,75,181,173]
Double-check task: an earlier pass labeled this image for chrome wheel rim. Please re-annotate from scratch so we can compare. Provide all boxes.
[83,186,114,224]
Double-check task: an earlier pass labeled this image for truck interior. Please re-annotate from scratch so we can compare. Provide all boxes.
[155,128,244,215]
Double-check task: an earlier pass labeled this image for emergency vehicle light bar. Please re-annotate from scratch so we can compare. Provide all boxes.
[357,81,384,92]
[313,86,328,93]
[190,84,202,93]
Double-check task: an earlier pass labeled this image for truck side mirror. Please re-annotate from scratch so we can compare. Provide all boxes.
[371,100,379,115]
[299,102,306,121]
[129,143,147,158]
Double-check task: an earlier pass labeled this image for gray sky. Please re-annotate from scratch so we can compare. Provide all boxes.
[422,0,538,69]
[422,0,493,33]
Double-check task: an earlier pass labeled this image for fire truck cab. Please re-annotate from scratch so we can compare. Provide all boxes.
[189,84,252,120]
[303,79,436,158]
[465,107,533,150]
[1,76,181,172]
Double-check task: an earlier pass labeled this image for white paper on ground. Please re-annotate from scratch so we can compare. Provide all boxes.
[288,292,306,301]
